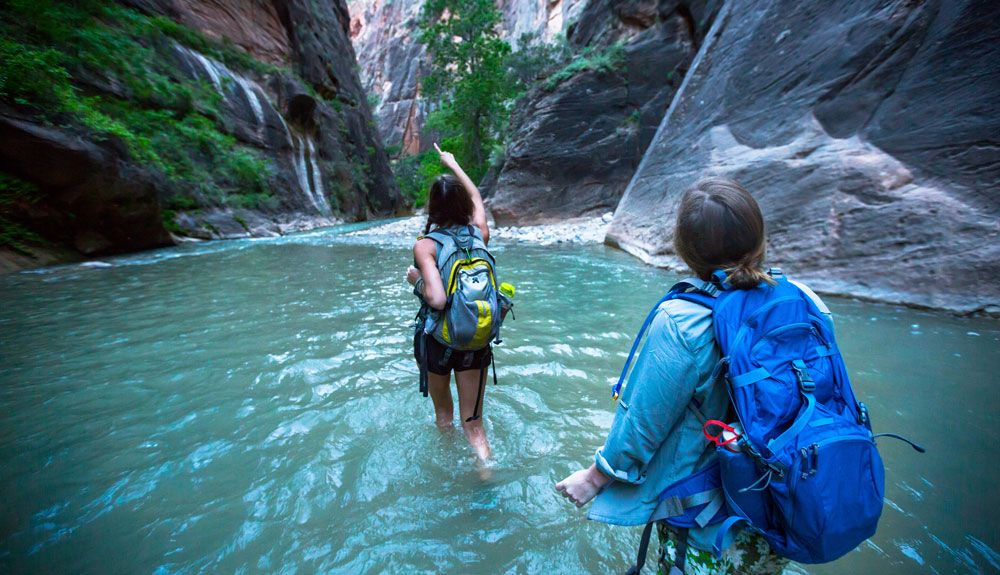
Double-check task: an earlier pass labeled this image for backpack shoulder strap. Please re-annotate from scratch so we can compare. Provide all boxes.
[670,277,721,310]
[454,225,496,267]
[610,279,719,401]
[423,229,459,271]
[788,278,832,318]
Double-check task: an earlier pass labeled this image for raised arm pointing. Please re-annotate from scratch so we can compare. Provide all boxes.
[434,143,489,244]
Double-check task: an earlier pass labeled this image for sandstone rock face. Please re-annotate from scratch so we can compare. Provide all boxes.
[136,0,401,218]
[1,0,402,270]
[172,0,291,64]
[347,0,586,153]
[501,0,585,46]
[347,0,429,154]
[487,0,721,225]
[607,0,1000,314]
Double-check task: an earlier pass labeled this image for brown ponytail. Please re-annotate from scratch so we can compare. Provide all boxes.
[673,177,774,290]
[423,174,473,236]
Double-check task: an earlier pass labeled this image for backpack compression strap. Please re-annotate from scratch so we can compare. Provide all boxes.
[610,278,719,401]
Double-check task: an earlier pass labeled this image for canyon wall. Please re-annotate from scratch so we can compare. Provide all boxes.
[0,0,403,270]
[346,0,586,154]
[606,0,1000,314]
[488,0,722,224]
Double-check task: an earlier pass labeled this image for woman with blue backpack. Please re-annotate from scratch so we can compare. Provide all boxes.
[407,144,508,465]
[556,177,851,574]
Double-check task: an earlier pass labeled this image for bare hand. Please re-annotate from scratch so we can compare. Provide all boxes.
[555,466,610,508]
[406,266,421,286]
[434,142,458,171]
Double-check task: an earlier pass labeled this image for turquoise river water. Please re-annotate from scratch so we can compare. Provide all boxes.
[1,221,998,574]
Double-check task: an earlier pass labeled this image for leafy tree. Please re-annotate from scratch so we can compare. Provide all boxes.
[418,0,514,183]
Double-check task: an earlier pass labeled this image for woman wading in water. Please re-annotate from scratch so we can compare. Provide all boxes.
[407,144,494,463]
[556,178,830,574]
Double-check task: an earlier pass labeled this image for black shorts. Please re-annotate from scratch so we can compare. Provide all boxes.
[418,334,492,376]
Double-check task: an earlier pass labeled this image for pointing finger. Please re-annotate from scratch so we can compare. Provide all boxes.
[433,142,442,154]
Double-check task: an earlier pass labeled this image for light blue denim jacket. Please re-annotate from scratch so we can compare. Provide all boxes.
[587,283,830,551]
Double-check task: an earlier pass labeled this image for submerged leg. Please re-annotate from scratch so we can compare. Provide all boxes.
[427,371,454,429]
[456,367,491,462]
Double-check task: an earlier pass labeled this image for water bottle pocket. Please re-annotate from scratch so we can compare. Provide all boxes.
[717,447,771,528]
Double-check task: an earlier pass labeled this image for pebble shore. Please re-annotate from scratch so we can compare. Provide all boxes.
[349,212,613,246]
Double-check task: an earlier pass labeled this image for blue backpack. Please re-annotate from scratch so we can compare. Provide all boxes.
[614,270,923,574]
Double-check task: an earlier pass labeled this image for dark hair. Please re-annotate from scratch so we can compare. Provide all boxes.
[423,174,474,234]
[673,177,774,290]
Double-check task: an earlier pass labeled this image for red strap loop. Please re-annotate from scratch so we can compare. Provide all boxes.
[703,419,740,451]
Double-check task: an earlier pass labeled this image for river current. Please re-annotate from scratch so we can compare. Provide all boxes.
[1,221,997,574]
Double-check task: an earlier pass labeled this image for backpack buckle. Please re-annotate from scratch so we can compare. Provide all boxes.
[858,402,871,429]
[792,359,815,392]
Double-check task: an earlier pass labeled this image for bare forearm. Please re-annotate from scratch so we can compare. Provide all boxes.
[450,163,484,217]
[456,166,488,239]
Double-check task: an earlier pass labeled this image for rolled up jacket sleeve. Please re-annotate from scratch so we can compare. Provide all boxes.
[595,308,699,484]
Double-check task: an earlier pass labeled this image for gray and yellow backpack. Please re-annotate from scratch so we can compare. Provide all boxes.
[413,225,511,420]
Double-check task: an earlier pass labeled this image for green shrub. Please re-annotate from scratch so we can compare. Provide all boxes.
[160,209,182,234]
[0,217,43,254]
[227,192,278,211]
[0,173,41,205]
[543,42,626,91]
[0,39,70,108]
[384,143,403,158]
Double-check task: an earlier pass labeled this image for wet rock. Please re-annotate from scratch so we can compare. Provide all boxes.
[607,0,1000,314]
[0,113,173,257]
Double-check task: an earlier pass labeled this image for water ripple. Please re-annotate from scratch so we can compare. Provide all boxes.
[1,225,998,574]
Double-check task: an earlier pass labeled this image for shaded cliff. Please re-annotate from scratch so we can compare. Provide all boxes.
[347,0,586,154]
[0,0,402,270]
[606,0,1000,314]
[487,0,722,225]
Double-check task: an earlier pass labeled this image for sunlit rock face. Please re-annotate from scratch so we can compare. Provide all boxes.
[346,0,585,154]
[606,0,1000,314]
[487,0,722,225]
[145,0,293,64]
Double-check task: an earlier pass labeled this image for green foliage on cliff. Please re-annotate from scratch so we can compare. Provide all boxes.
[506,32,572,92]
[418,0,516,184]
[543,42,626,91]
[0,0,275,211]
